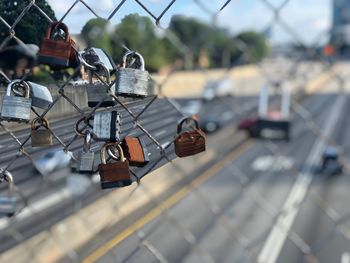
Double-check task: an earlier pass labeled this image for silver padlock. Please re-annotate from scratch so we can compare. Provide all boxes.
[93,110,121,142]
[1,80,32,123]
[81,47,116,73]
[116,51,150,97]
[86,62,116,108]
[77,130,95,173]
[12,80,53,109]
[0,171,16,217]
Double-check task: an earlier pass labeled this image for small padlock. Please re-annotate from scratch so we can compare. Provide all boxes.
[1,80,32,123]
[81,47,116,74]
[174,117,206,158]
[0,171,16,217]
[31,117,52,147]
[86,62,116,108]
[98,143,132,189]
[77,130,95,173]
[12,81,53,109]
[116,51,150,97]
[93,110,121,142]
[38,22,79,68]
[121,136,149,167]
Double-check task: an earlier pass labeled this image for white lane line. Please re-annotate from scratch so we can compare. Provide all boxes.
[342,252,350,263]
[258,95,346,263]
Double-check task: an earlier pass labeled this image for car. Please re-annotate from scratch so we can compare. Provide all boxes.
[199,113,221,133]
[34,149,73,175]
[319,146,343,175]
[238,112,290,140]
[202,78,234,101]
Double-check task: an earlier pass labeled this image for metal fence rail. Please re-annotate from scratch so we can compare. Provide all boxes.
[0,0,349,263]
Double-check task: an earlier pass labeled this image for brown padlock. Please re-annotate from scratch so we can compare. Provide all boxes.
[31,117,53,147]
[38,22,78,68]
[98,143,132,189]
[121,136,149,167]
[174,117,206,158]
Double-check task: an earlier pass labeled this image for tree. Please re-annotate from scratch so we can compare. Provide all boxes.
[235,31,269,62]
[0,0,56,45]
[81,18,112,54]
[113,14,169,71]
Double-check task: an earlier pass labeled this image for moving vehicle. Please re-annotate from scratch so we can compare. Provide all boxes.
[202,78,234,101]
[238,84,290,141]
[319,146,343,175]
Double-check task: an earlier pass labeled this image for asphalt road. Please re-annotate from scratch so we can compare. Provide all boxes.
[77,92,350,263]
[0,95,258,253]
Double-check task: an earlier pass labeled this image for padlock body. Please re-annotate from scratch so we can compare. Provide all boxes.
[122,136,149,167]
[39,39,71,67]
[0,196,16,217]
[83,48,116,73]
[31,129,52,147]
[93,111,121,141]
[28,81,53,109]
[116,68,149,97]
[1,96,31,122]
[98,161,131,189]
[87,83,115,108]
[78,151,95,173]
[175,130,206,158]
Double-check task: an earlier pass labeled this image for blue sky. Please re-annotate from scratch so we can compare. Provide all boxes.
[47,0,332,44]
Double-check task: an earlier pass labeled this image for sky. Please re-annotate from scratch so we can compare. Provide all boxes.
[47,0,332,44]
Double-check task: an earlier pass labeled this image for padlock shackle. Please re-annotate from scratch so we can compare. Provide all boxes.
[6,80,30,98]
[46,22,70,42]
[31,117,50,130]
[3,171,14,192]
[122,51,145,71]
[78,51,97,71]
[93,62,111,84]
[83,130,92,153]
[101,143,125,164]
[74,116,93,137]
[177,117,200,134]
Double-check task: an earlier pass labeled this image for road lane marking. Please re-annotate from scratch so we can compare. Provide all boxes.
[258,95,346,263]
[83,140,254,263]
[342,252,350,263]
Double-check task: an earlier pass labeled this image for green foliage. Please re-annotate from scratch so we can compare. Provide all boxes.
[0,0,56,45]
[80,14,269,71]
[81,18,112,54]
[235,31,269,62]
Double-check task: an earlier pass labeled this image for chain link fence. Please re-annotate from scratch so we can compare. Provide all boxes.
[0,0,349,262]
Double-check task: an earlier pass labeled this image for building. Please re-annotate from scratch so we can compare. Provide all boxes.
[332,0,350,48]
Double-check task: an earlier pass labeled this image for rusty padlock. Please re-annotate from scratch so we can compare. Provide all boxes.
[121,136,149,167]
[31,117,52,147]
[38,22,79,68]
[174,117,206,158]
[98,143,132,189]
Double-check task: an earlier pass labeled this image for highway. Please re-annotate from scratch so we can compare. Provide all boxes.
[0,60,335,262]
[76,91,350,263]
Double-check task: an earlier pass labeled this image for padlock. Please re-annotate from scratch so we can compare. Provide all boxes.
[98,143,132,189]
[77,130,95,173]
[0,171,16,217]
[1,80,32,123]
[174,117,206,158]
[86,62,116,108]
[38,22,79,68]
[116,51,150,97]
[93,110,121,142]
[121,136,149,167]
[12,81,53,109]
[81,47,116,74]
[31,117,52,147]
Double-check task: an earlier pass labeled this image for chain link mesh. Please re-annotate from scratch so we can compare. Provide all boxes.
[0,0,348,262]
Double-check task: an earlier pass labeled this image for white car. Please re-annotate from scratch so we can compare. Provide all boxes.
[202,78,234,101]
[34,149,73,175]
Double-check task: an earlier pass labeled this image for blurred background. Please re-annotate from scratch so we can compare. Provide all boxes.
[0,0,350,263]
